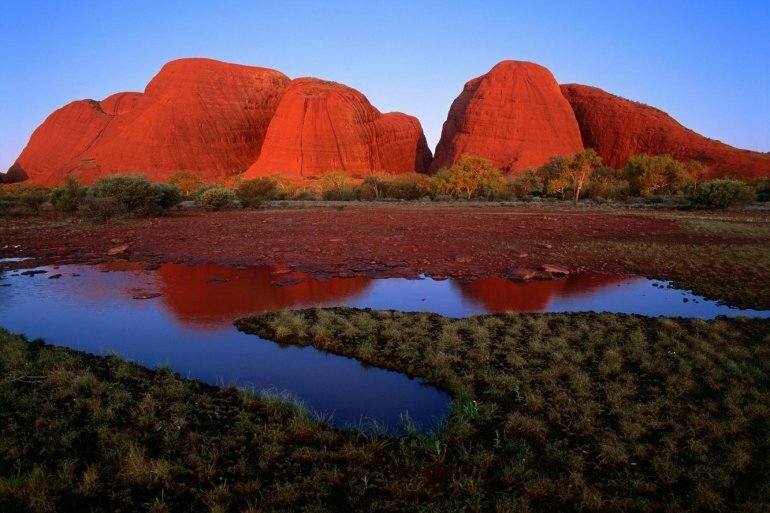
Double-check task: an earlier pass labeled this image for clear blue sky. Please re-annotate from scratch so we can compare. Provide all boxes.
[1,0,768,172]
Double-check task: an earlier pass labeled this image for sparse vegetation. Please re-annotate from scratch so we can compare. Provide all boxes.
[88,175,181,216]
[50,177,87,212]
[0,184,51,212]
[4,309,769,512]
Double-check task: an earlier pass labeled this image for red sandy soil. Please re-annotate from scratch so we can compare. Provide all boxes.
[0,202,758,273]
[5,203,770,307]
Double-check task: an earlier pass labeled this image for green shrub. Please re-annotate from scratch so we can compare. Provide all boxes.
[50,178,88,212]
[3,184,51,210]
[192,184,219,200]
[199,186,236,211]
[622,154,693,196]
[507,170,544,198]
[322,187,356,201]
[88,175,165,215]
[236,177,278,207]
[81,196,127,222]
[691,179,755,209]
[320,171,355,201]
[154,183,182,209]
[753,178,770,202]
[432,155,505,200]
[382,174,433,200]
[584,167,631,200]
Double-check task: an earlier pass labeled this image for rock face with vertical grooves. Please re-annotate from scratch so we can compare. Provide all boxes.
[244,78,432,178]
[430,61,584,174]
[561,84,770,178]
[9,58,291,186]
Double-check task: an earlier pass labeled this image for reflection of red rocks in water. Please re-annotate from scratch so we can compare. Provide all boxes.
[457,274,634,312]
[157,264,371,327]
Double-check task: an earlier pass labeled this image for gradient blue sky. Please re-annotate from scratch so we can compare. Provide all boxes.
[1,0,768,172]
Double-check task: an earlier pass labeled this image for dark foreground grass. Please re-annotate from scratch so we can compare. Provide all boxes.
[2,309,769,512]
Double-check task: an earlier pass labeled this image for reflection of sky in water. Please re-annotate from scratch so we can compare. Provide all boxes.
[0,263,767,431]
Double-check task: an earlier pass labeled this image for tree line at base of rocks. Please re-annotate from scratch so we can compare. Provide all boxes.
[1,153,767,219]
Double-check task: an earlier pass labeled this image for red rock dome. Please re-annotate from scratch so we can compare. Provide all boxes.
[244,78,432,178]
[430,61,584,174]
[10,58,290,186]
[561,84,770,178]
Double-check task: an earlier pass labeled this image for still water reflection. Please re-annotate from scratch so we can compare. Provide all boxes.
[1,263,767,431]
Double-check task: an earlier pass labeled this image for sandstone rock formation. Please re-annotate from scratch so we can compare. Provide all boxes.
[10,58,291,186]
[561,84,770,178]
[244,78,432,178]
[430,61,584,174]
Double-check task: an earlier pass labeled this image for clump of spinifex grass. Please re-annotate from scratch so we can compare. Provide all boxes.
[2,308,770,512]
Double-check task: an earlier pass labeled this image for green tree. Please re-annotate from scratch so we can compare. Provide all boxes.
[567,149,602,203]
[622,154,693,196]
[684,160,707,194]
[538,155,571,199]
[362,172,391,199]
[440,155,505,200]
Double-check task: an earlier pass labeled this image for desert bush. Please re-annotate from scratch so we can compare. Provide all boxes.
[236,177,278,207]
[154,183,182,209]
[3,184,51,210]
[81,196,128,222]
[753,178,770,202]
[50,178,88,212]
[361,172,389,199]
[492,185,519,201]
[584,167,631,200]
[691,179,755,209]
[507,169,544,198]
[89,175,170,215]
[622,154,693,196]
[199,186,236,211]
[381,173,433,200]
[192,184,220,200]
[167,171,204,197]
[323,187,356,201]
[320,171,355,200]
[433,155,505,200]
[270,177,317,200]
